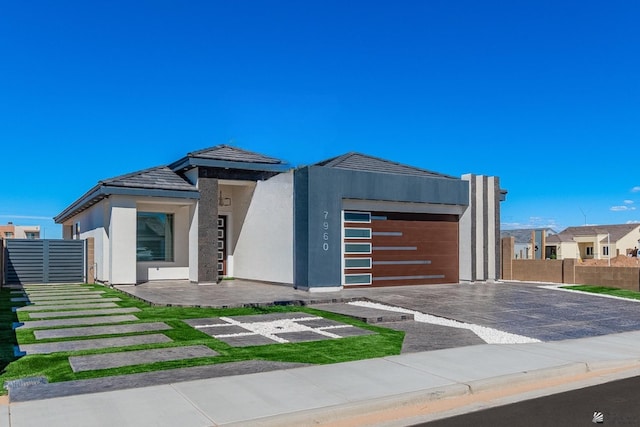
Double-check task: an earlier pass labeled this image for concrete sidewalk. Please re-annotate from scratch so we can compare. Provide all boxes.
[4,331,640,427]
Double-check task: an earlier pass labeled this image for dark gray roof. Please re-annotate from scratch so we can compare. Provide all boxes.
[101,166,197,191]
[54,166,198,224]
[169,144,289,173]
[187,145,284,164]
[548,224,640,244]
[500,228,556,244]
[315,152,457,179]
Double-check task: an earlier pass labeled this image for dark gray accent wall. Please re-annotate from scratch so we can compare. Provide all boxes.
[294,166,469,289]
[293,168,310,288]
[198,176,219,283]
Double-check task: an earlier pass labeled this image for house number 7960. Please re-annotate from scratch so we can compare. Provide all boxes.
[322,211,329,251]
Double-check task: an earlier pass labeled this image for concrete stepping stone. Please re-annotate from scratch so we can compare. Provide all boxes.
[26,297,122,305]
[311,303,414,324]
[27,307,140,319]
[16,302,119,312]
[22,294,106,301]
[27,295,118,302]
[15,314,140,329]
[68,345,218,372]
[11,297,30,303]
[215,335,280,347]
[22,285,86,290]
[23,291,105,298]
[23,289,92,295]
[35,322,172,340]
[17,334,172,355]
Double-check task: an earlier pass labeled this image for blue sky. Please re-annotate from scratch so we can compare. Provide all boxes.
[1,1,639,239]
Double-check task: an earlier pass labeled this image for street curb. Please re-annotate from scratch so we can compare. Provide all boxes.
[465,362,587,393]
[222,382,471,427]
[228,361,637,427]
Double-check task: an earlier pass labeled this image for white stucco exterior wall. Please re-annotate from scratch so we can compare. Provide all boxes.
[474,175,485,280]
[60,201,110,282]
[188,202,198,282]
[109,196,137,285]
[460,174,500,282]
[459,174,473,281]
[233,172,294,284]
[487,176,497,280]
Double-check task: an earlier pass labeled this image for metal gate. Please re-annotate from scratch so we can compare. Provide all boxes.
[4,239,85,285]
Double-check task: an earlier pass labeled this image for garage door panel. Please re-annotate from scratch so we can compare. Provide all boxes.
[373,265,456,279]
[343,210,459,287]
[372,246,458,258]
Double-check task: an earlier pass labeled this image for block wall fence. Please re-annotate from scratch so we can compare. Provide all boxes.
[501,237,640,291]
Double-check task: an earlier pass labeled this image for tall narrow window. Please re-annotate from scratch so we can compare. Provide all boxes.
[137,212,174,261]
[603,246,609,256]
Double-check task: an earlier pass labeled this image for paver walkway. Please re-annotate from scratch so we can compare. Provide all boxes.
[17,334,172,355]
[33,322,172,340]
[7,284,227,392]
[16,302,119,311]
[15,314,140,329]
[27,307,140,319]
[68,345,218,372]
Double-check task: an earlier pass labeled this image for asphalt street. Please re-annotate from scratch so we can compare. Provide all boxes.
[419,375,640,427]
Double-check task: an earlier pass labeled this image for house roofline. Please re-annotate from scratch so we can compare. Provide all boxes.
[169,157,291,173]
[54,186,200,224]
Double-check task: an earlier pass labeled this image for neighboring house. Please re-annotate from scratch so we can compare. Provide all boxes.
[545,224,640,260]
[500,228,556,259]
[0,223,41,239]
[54,145,506,290]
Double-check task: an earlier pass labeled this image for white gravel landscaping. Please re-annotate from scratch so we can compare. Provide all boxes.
[347,301,540,344]
[192,316,353,344]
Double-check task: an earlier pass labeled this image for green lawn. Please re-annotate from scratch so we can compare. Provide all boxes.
[0,285,403,394]
[561,285,640,300]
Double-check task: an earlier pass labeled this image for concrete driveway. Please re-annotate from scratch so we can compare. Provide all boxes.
[362,282,640,341]
[118,280,640,342]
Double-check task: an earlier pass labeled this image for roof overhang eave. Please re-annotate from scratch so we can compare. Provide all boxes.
[54,185,107,224]
[170,157,290,173]
[54,185,200,224]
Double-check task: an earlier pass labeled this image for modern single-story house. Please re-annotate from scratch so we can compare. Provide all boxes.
[545,224,640,260]
[54,145,506,291]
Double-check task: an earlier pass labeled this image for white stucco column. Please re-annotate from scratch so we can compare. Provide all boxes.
[109,196,137,285]
[188,201,199,282]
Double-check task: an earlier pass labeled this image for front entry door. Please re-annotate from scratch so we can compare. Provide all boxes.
[217,215,227,276]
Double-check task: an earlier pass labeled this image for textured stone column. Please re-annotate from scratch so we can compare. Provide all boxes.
[198,176,219,283]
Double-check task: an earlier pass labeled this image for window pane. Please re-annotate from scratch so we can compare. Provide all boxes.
[345,258,372,268]
[344,243,371,253]
[343,212,371,223]
[137,212,174,261]
[345,274,372,285]
[344,228,371,239]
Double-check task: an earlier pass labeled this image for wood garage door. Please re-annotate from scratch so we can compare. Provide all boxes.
[343,211,459,287]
